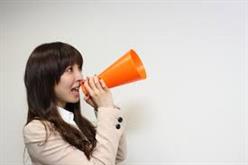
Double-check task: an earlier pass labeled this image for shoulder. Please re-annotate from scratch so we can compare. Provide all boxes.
[23,119,54,143]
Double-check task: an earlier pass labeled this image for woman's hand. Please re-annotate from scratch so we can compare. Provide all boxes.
[83,76,114,109]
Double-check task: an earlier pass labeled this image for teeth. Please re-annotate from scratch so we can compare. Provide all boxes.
[72,87,79,91]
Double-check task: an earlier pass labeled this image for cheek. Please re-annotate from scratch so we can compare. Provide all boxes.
[59,75,74,88]
[55,78,71,93]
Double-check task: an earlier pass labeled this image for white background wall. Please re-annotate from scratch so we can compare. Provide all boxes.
[0,0,247,164]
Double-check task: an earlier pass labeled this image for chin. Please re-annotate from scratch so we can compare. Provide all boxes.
[69,98,80,103]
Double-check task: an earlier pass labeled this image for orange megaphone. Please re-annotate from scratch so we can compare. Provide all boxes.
[81,49,147,95]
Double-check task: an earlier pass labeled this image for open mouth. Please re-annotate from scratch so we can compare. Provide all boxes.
[71,86,79,92]
[71,86,80,96]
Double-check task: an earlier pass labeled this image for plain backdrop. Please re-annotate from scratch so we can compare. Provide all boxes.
[0,0,247,164]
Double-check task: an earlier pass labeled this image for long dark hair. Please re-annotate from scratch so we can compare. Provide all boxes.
[24,42,96,160]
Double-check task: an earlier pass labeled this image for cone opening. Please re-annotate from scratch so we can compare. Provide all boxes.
[129,49,147,79]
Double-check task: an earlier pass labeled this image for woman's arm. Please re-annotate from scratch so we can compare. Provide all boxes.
[116,133,127,165]
[23,107,125,165]
[94,106,127,164]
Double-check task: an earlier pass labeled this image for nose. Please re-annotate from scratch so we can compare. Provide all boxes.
[75,69,83,81]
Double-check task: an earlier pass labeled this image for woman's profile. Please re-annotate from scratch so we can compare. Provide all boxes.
[23,42,126,165]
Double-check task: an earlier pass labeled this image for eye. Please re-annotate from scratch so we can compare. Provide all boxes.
[65,66,73,73]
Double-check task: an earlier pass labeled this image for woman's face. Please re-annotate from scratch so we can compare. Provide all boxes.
[54,64,83,107]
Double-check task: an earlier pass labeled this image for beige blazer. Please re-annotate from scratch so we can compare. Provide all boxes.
[23,107,127,165]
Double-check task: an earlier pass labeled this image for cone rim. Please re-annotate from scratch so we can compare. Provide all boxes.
[129,49,147,79]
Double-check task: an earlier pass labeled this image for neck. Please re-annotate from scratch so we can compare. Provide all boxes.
[57,101,66,108]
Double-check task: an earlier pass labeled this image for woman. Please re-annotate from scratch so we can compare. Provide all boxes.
[23,42,126,165]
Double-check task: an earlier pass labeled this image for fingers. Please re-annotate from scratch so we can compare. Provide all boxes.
[94,76,103,91]
[83,76,104,96]
[84,78,93,96]
[83,75,113,108]
[88,76,98,92]
[99,79,108,91]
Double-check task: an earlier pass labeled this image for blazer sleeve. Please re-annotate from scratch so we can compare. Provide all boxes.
[116,133,127,165]
[23,107,126,165]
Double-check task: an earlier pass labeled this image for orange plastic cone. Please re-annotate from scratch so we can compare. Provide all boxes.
[81,49,147,95]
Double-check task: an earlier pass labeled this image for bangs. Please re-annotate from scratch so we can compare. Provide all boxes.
[58,43,83,73]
